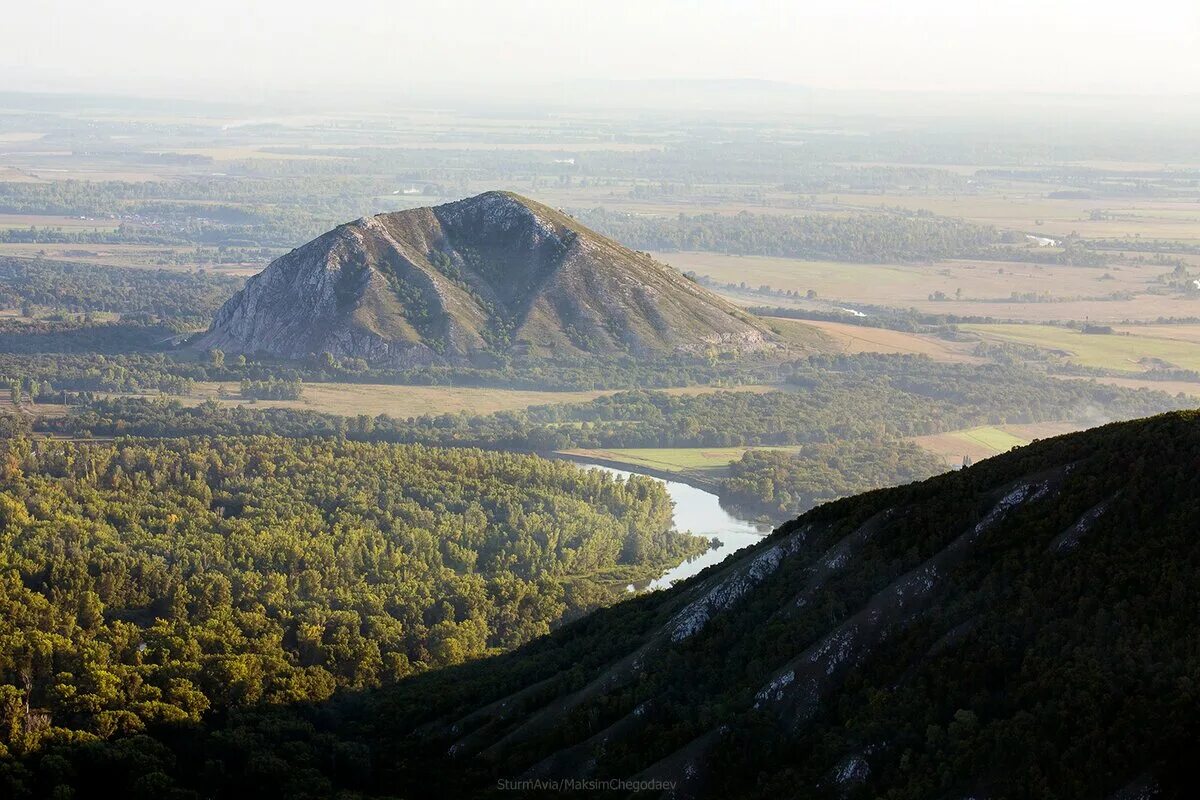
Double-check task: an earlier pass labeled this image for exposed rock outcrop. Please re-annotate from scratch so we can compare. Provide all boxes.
[195,191,776,364]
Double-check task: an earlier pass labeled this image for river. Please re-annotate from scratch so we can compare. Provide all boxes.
[582,464,770,592]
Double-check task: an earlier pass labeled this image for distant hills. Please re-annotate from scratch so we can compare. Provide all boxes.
[196,191,776,365]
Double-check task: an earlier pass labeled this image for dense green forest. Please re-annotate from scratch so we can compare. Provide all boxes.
[720,438,946,517]
[2,411,1197,798]
[0,257,240,327]
[0,435,704,777]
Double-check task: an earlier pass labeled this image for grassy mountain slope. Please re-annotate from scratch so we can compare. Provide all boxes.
[195,192,778,365]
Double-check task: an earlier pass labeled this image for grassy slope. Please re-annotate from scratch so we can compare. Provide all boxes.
[967,323,1200,372]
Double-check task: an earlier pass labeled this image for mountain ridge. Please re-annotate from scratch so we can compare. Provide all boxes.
[4,410,1200,798]
[195,191,777,365]
[350,409,1200,799]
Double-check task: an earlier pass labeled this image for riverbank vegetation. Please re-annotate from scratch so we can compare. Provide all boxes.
[0,435,703,762]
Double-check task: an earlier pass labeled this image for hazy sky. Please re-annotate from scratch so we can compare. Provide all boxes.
[5,0,1199,100]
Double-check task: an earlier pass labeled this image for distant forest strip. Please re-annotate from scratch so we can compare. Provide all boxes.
[570,207,1003,262]
[570,207,1119,266]
[0,346,800,395]
[31,355,1188,520]
[0,257,240,324]
[41,357,1185,450]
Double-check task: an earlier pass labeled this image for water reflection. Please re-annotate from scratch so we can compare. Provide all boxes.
[583,464,769,591]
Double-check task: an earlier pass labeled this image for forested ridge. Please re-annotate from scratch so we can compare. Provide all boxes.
[0,435,703,779]
[1,411,1198,798]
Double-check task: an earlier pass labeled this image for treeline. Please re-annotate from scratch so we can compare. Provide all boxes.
[709,434,949,522]
[239,378,303,401]
[0,177,416,250]
[0,435,703,762]
[0,257,241,325]
[720,438,946,518]
[571,207,1003,262]
[0,353,197,395]
[0,319,187,355]
[38,355,1188,524]
[0,347,798,396]
[44,357,1187,452]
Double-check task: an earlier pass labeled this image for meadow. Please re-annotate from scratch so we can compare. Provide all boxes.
[168,381,778,418]
[769,317,981,363]
[658,250,1191,323]
[912,421,1079,466]
[556,445,801,483]
[810,191,1200,243]
[965,323,1200,373]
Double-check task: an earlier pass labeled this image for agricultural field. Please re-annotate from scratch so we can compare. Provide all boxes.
[912,422,1079,467]
[1111,324,1200,345]
[965,323,1200,373]
[0,242,265,274]
[171,381,778,418]
[0,213,120,231]
[1053,375,1200,400]
[810,192,1200,243]
[770,317,981,363]
[556,445,799,482]
[659,250,1199,323]
[182,382,616,417]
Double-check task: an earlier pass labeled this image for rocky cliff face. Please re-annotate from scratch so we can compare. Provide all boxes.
[195,191,776,364]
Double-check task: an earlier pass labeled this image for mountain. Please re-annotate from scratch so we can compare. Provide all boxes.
[347,410,1200,799]
[14,410,1200,798]
[195,191,776,365]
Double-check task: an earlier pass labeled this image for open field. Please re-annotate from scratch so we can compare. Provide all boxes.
[1053,374,1200,399]
[0,213,120,231]
[912,422,1080,466]
[965,324,1200,373]
[758,317,841,352]
[188,382,612,416]
[656,250,1198,322]
[557,446,760,474]
[811,192,1200,242]
[556,445,801,481]
[0,243,264,274]
[163,146,350,161]
[1111,324,1200,345]
[772,318,982,363]
[303,141,667,153]
[179,381,779,417]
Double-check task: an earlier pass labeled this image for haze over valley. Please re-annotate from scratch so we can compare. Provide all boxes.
[1,2,1199,798]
